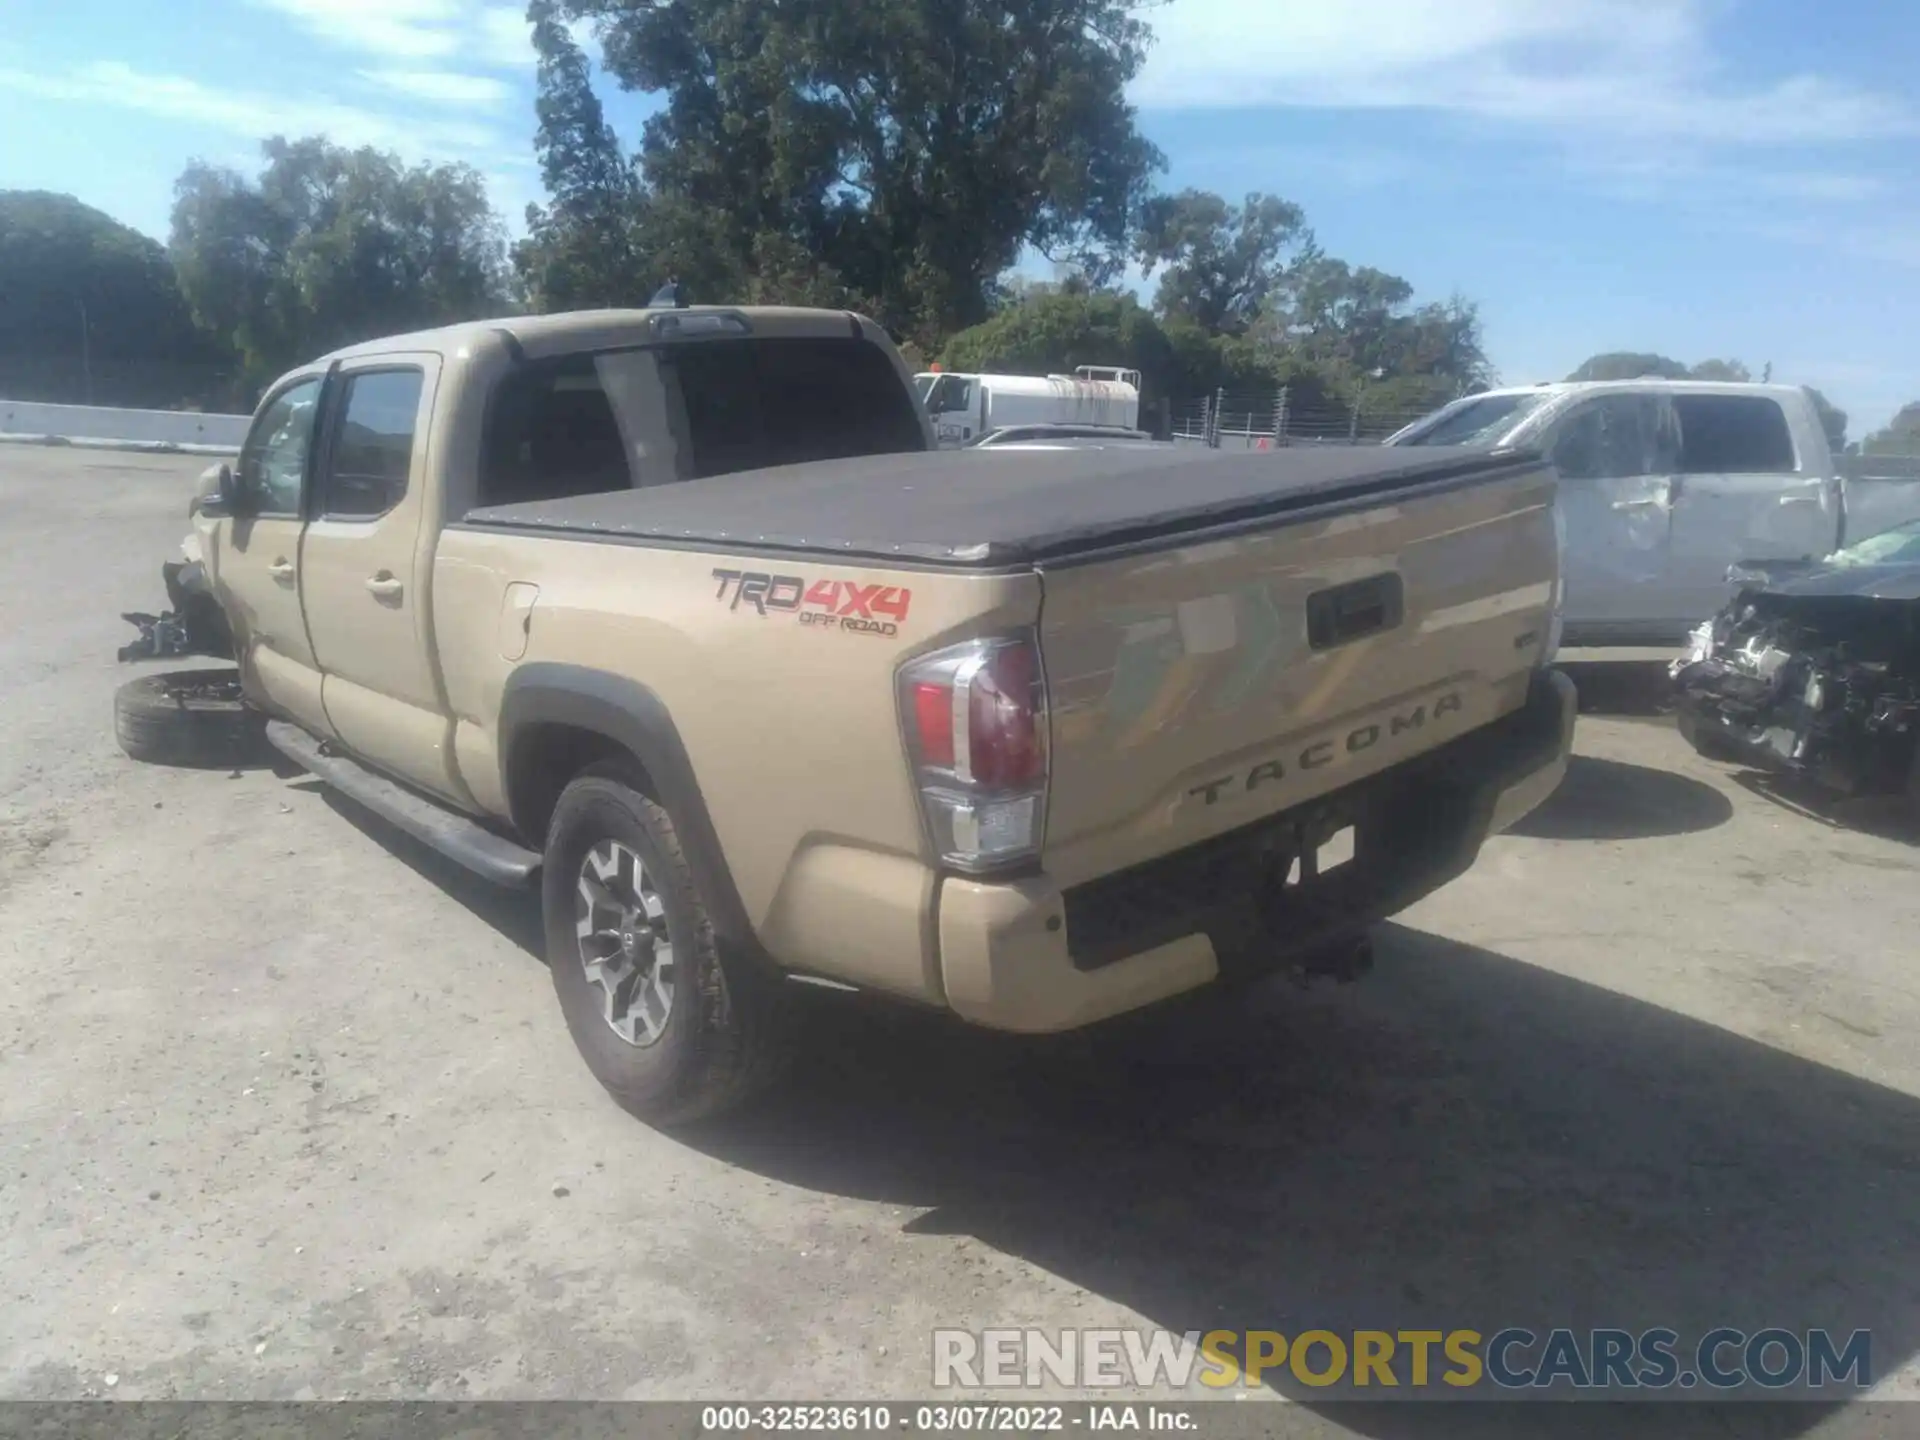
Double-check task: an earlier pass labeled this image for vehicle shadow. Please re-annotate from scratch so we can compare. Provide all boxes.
[288,779,547,958]
[1558,660,1677,720]
[1728,770,1919,847]
[1505,754,1733,841]
[681,922,1920,1429]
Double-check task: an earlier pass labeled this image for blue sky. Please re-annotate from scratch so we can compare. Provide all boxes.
[2,0,1916,435]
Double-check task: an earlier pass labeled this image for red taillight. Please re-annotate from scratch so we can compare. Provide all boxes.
[912,680,956,768]
[898,633,1049,871]
[966,643,1042,788]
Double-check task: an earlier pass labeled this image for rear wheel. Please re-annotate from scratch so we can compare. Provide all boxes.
[114,667,264,767]
[541,764,786,1126]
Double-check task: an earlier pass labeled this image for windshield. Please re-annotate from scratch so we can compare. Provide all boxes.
[1831,519,1920,567]
[914,373,937,403]
[1396,393,1551,447]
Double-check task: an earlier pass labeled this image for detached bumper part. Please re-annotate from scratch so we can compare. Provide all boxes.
[936,668,1576,1032]
[118,559,233,663]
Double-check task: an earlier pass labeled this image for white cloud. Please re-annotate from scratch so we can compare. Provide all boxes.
[248,0,540,69]
[475,5,536,66]
[361,68,514,104]
[0,60,502,154]
[250,0,464,60]
[1134,0,1915,146]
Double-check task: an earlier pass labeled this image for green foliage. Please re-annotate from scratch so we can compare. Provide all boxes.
[1122,193,1489,402]
[170,137,510,387]
[514,1,648,309]
[1688,358,1751,382]
[939,291,1173,398]
[1863,402,1920,456]
[0,190,227,407]
[1271,253,1489,391]
[565,0,1163,345]
[1567,352,1693,382]
[1135,191,1306,336]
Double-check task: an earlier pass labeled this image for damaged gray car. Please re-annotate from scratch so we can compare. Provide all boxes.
[1672,518,1920,818]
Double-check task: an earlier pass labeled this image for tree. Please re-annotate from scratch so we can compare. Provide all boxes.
[940,290,1177,401]
[1269,253,1490,393]
[514,1,646,309]
[1135,190,1306,336]
[1568,352,1693,382]
[566,0,1164,344]
[170,137,510,387]
[1863,403,1920,456]
[0,190,226,408]
[1688,358,1751,382]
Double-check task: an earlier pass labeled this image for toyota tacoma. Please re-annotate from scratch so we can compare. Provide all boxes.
[121,303,1576,1125]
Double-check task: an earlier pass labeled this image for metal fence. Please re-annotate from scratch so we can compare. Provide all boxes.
[1168,388,1441,451]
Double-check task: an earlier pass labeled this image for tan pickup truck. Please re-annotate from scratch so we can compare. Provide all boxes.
[141,305,1574,1124]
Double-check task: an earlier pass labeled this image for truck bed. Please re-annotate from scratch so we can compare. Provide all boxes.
[458,444,1542,568]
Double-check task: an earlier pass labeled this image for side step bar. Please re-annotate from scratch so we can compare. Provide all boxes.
[265,721,542,888]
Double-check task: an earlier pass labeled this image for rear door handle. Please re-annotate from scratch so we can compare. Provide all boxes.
[1610,498,1666,511]
[269,559,295,583]
[365,574,404,600]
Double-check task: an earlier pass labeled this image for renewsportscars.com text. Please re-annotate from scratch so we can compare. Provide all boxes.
[933,1327,1872,1392]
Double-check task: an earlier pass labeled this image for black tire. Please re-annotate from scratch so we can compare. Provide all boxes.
[114,667,264,767]
[542,764,787,1127]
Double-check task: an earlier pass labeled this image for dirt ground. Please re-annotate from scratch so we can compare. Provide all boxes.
[3,447,1918,1434]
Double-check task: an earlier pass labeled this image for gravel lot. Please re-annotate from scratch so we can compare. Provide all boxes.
[4,446,1919,1432]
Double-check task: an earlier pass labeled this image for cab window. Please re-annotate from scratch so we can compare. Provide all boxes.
[319,369,424,519]
[1550,395,1680,481]
[1671,394,1797,474]
[237,377,323,516]
[924,373,974,416]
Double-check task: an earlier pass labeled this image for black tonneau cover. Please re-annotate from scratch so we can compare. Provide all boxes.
[460,443,1542,568]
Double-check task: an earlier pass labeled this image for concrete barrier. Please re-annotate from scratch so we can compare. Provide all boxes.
[0,398,249,452]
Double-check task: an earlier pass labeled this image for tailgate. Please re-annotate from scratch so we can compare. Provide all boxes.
[1037,453,1558,887]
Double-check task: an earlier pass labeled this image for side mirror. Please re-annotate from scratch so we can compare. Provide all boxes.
[191,462,232,518]
[218,462,239,512]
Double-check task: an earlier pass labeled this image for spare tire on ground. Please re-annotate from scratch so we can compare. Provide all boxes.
[114,667,265,767]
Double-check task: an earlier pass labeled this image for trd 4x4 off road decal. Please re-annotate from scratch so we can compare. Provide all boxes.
[711,569,911,638]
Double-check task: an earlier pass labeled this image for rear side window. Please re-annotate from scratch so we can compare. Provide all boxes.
[665,336,927,479]
[1672,395,1796,474]
[479,356,637,508]
[321,369,423,518]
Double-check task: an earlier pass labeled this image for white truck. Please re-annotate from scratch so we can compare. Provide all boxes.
[1385,379,1920,646]
[916,365,1141,448]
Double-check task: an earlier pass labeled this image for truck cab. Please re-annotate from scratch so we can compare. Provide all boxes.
[1386,380,1877,646]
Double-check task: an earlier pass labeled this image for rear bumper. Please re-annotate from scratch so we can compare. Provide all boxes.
[937,668,1576,1032]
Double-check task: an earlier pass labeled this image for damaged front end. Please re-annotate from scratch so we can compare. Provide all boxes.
[1672,562,1920,798]
[119,531,234,664]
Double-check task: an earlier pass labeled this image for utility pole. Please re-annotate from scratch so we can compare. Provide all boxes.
[77,298,94,405]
